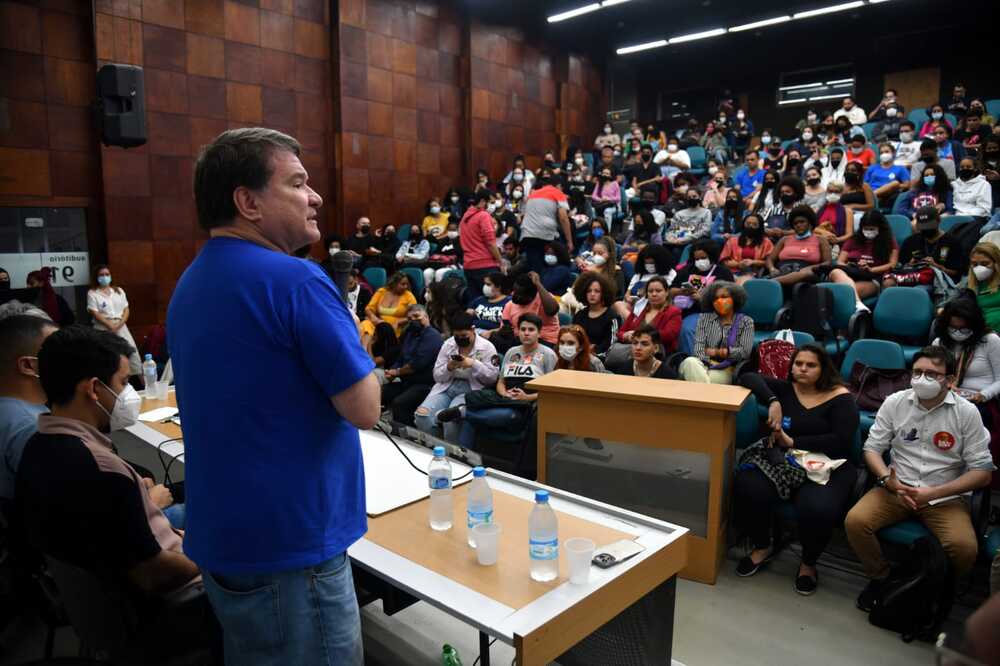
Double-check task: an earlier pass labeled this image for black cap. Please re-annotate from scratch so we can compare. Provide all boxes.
[914,205,940,230]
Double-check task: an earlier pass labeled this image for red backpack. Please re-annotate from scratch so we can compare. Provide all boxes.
[756,337,796,379]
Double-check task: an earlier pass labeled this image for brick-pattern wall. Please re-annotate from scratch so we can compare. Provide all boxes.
[91,0,335,332]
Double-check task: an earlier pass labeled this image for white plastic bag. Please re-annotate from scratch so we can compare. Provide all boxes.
[790,450,846,485]
[774,329,796,344]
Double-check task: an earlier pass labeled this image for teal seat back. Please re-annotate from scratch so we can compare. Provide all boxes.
[861,122,877,139]
[443,269,466,285]
[557,311,571,326]
[986,99,1000,120]
[400,267,424,296]
[363,267,387,290]
[687,146,707,170]
[873,286,933,339]
[735,394,760,449]
[397,225,411,241]
[786,330,814,347]
[940,215,973,232]
[839,339,906,381]
[742,279,783,329]
[907,108,929,126]
[943,112,958,128]
[885,214,912,244]
[818,283,857,331]
[678,244,691,266]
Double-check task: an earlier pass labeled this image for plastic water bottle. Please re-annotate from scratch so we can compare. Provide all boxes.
[428,446,453,531]
[528,490,559,581]
[466,466,493,547]
[142,354,158,394]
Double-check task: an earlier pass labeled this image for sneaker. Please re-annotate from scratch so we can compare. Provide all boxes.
[735,551,772,577]
[856,579,883,612]
[794,572,818,596]
[436,406,463,423]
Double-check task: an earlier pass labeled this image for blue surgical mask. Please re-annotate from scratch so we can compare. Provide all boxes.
[97,275,111,287]
[923,175,936,187]
[592,227,605,239]
[795,230,813,240]
[544,254,558,266]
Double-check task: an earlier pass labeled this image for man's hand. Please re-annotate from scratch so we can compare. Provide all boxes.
[148,484,174,509]
[897,482,936,510]
[967,391,986,403]
[509,388,530,401]
[384,368,398,380]
[459,355,475,369]
[622,330,634,343]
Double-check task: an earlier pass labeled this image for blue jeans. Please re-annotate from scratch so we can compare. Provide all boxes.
[679,313,700,355]
[414,380,470,442]
[203,552,362,666]
[459,406,525,449]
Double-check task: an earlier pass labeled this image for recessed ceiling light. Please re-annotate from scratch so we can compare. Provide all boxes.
[793,1,865,20]
[668,28,726,44]
[547,3,601,23]
[616,39,669,55]
[728,15,791,32]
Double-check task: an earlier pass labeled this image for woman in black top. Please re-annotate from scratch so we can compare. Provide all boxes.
[734,343,859,595]
[571,272,622,355]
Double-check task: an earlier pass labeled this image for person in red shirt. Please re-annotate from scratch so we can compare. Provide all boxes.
[845,134,876,168]
[617,276,682,353]
[459,189,503,302]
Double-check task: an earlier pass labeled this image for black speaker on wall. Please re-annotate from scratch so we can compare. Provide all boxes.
[96,63,146,148]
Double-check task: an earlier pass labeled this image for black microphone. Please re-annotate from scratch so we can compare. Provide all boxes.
[332,251,355,306]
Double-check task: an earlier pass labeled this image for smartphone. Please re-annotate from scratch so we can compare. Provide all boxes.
[451,355,464,362]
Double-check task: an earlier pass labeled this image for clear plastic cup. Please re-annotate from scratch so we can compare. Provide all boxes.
[472,523,501,565]
[565,537,595,585]
[155,380,169,401]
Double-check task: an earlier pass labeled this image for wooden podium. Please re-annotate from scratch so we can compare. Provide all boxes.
[527,370,749,584]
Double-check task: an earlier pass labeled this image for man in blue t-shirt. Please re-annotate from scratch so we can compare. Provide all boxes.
[0,312,56,501]
[167,128,378,666]
[733,151,765,200]
[864,143,911,208]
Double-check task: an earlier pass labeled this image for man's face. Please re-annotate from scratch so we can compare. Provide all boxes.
[503,243,517,259]
[746,153,758,168]
[912,357,949,392]
[407,309,429,328]
[842,98,853,110]
[347,274,358,291]
[518,322,539,346]
[93,356,131,431]
[968,117,981,131]
[954,86,965,99]
[253,150,323,253]
[357,217,370,234]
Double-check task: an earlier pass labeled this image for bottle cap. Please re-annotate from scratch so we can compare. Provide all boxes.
[535,490,549,503]
[433,446,446,457]
[473,466,485,477]
[144,353,153,360]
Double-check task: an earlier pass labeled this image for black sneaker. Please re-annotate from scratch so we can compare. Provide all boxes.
[794,572,818,596]
[436,406,462,423]
[856,579,883,612]
[735,551,772,577]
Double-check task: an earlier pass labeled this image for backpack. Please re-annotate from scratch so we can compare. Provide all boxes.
[868,535,954,643]
[942,220,985,270]
[789,283,834,343]
[756,337,796,379]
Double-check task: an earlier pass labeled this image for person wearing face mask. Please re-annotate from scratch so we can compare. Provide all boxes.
[590,167,621,228]
[653,138,691,181]
[720,213,773,284]
[379,304,443,419]
[17,327,206,605]
[395,225,431,267]
[759,136,784,173]
[868,89,905,121]
[750,169,780,218]
[87,264,141,376]
[0,313,56,502]
[901,163,954,219]
[892,120,922,169]
[781,149,805,180]
[466,271,512,334]
[702,165,730,212]
[571,272,622,355]
[910,137,957,186]
[623,209,663,256]
[968,243,1000,332]
[594,123,622,153]
[662,189,713,255]
[844,135,875,169]
[699,122,729,165]
[319,233,345,279]
[346,216,383,269]
[627,143,663,200]
[946,84,969,117]
[421,197,451,242]
[930,298,1000,412]
[669,240,734,353]
[502,156,535,196]
[847,345,993,611]
[711,189,745,243]
[644,124,667,153]
[612,276,682,369]
[457,189,503,303]
[801,167,827,212]
[888,206,964,288]
[826,210,899,312]
[766,206,831,287]
[733,150,765,202]
[795,109,819,133]
[443,187,467,221]
[423,222,465,287]
[412,312,498,442]
[951,158,992,219]
[519,170,573,273]
[977,138,1000,232]
[761,176,805,236]
[919,104,954,140]
[679,281,754,385]
[840,162,875,224]
[501,271,560,348]
[539,242,574,295]
[729,109,753,161]
[554,325,606,373]
[863,143,911,208]
[871,103,904,143]
[819,146,846,188]
[833,95,867,126]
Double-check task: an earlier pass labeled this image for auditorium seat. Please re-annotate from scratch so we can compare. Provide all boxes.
[940,215,974,232]
[987,99,1000,120]
[687,146,707,176]
[871,287,933,363]
[907,108,929,126]
[743,279,788,344]
[363,267,387,290]
[397,225,411,241]
[839,339,906,435]
[886,214,912,244]
[400,267,424,297]
[818,282,868,356]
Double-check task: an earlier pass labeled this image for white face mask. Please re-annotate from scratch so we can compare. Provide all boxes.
[911,375,943,400]
[604,126,612,134]
[886,108,898,118]
[973,265,994,282]
[802,131,813,141]
[949,327,973,342]
[676,184,689,194]
[329,245,340,254]
[97,381,142,431]
[574,157,584,166]
[862,228,878,239]
[613,150,622,157]
[694,258,711,272]
[513,172,524,182]
[591,254,607,267]
[760,135,771,144]
[931,111,943,120]
[446,230,459,239]
[487,203,497,213]
[482,284,494,298]
[430,205,441,214]
[737,112,745,120]
[644,262,657,274]
[667,144,679,153]
[708,166,718,175]
[880,152,893,163]
[544,254,558,266]
[826,193,841,203]
[558,344,578,361]
[450,195,460,203]
[899,132,913,142]
[851,146,864,155]
[512,190,523,200]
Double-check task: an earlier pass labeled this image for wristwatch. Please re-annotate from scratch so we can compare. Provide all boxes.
[876,474,890,488]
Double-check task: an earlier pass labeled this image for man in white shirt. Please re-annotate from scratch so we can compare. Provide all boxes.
[846,346,994,611]
[654,137,691,181]
[832,96,867,126]
[892,120,922,169]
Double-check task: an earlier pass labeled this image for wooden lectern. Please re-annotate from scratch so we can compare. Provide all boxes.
[527,370,749,584]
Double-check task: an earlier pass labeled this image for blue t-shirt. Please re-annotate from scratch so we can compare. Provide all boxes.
[864,163,910,191]
[166,238,375,574]
[733,166,765,197]
[469,295,511,330]
[0,398,47,499]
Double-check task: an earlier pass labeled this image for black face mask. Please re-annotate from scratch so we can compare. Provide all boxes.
[806,176,821,186]
[512,289,535,305]
[922,154,936,164]
[640,199,656,209]
[830,158,842,168]
[763,180,777,190]
[454,335,472,347]
[844,172,861,185]
[410,231,422,241]
[768,147,781,155]
[743,225,763,241]
[959,168,977,181]
[687,198,700,208]
[984,151,1000,160]
[0,280,9,291]
[921,228,939,239]
[385,230,396,239]
[641,153,652,162]
[359,226,371,235]
[787,157,800,167]
[725,198,739,209]
[780,193,796,206]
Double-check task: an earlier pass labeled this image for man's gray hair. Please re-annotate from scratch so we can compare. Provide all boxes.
[193,127,301,231]
[407,303,427,315]
[0,300,53,322]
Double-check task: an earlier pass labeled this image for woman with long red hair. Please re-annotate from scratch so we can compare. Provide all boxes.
[555,325,607,373]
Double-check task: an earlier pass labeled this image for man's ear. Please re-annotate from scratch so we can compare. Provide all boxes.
[81,376,101,402]
[233,186,263,222]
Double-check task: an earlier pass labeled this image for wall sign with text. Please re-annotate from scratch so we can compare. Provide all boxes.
[0,252,91,288]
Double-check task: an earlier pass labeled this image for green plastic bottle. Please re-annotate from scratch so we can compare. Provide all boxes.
[441,643,463,666]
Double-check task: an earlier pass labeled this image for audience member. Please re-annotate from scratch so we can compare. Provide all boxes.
[459,189,503,300]
[931,124,962,163]
[820,146,847,187]
[655,136,691,181]
[361,272,417,366]
[669,239,734,352]
[814,181,853,245]
[711,189,745,243]
[762,176,806,236]
[614,323,678,379]
[945,84,968,117]
[864,143,911,207]
[540,241,574,295]
[25,268,74,326]
[346,217,383,268]
[957,111,990,158]
[87,264,141,377]
[520,171,573,272]
[766,206,831,287]
[612,276,682,368]
[590,165,621,228]
[735,344,859,594]
[502,272,560,347]
[887,206,964,286]
[919,104,953,139]
[952,157,993,219]
[555,325,606,372]
[734,151,765,200]
[902,162,954,217]
[467,272,512,332]
[662,188,713,256]
[847,346,993,611]
[702,167,730,212]
[833,96,867,126]
[845,134,876,169]
[380,305,443,425]
[344,268,373,319]
[802,166,827,212]
[910,137,957,182]
[826,210,899,312]
[751,170,781,225]
[396,225,430,266]
[679,281,754,384]
[571,272,622,355]
[893,120,922,168]
[968,242,1000,331]
[841,161,875,219]
[594,123,622,153]
[720,213,774,284]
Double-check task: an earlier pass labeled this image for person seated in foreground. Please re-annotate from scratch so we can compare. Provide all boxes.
[555,325,606,373]
[16,326,200,597]
[606,276,681,372]
[379,305,443,426]
[614,323,677,379]
[765,205,832,288]
[501,272,560,348]
[678,281,754,385]
[570,272,622,356]
[414,313,498,442]
[735,343,859,595]
[466,271,512,334]
[846,346,993,611]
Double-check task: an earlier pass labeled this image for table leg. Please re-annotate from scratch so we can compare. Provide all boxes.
[479,631,491,666]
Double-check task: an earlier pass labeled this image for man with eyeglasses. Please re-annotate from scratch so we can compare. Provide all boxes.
[846,345,994,612]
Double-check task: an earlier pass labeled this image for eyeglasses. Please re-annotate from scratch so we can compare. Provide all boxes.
[912,369,947,382]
